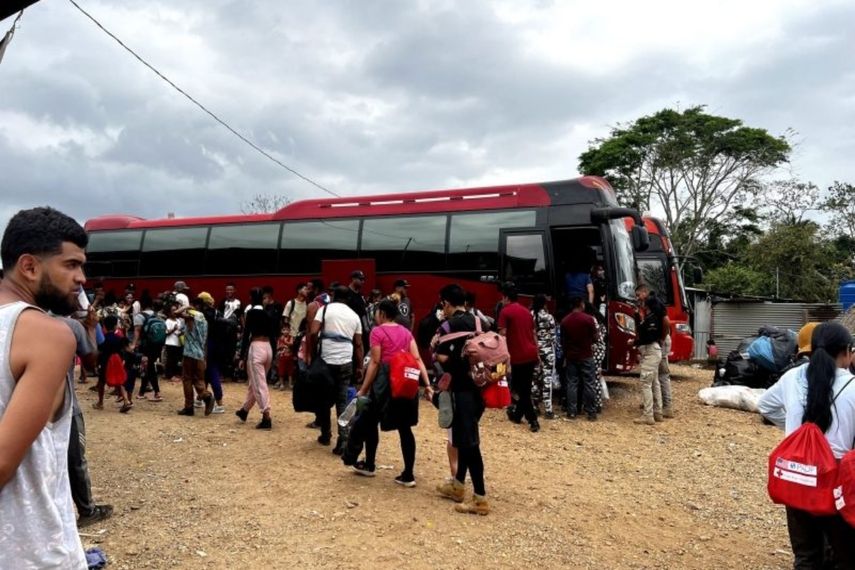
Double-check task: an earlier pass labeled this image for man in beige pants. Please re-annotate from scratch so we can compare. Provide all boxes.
[633,285,667,425]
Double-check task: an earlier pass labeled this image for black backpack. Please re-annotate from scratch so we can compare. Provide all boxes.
[416,306,441,350]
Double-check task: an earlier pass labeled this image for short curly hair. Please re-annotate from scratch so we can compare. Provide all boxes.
[1,207,88,269]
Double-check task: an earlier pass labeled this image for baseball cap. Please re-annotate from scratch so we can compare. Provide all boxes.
[197,292,215,306]
[174,280,189,291]
[351,270,366,280]
[394,279,411,288]
[797,322,819,356]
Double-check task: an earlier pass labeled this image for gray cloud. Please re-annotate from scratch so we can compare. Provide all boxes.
[1,0,854,248]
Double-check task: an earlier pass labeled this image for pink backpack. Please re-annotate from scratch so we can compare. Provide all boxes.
[438,317,511,387]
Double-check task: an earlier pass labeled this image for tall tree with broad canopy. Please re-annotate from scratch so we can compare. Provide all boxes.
[578,106,791,261]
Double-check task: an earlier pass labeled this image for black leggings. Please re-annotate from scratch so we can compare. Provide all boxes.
[456,445,485,496]
[365,424,416,476]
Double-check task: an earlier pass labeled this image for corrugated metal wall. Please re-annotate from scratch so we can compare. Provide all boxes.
[712,302,841,355]
[693,297,712,359]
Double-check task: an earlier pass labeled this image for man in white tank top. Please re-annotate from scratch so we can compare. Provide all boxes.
[0,207,89,569]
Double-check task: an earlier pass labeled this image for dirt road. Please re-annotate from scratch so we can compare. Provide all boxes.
[77,364,792,569]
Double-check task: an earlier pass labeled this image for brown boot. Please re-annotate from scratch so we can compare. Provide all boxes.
[455,494,490,515]
[662,406,675,419]
[653,413,664,422]
[634,415,655,425]
[436,478,465,503]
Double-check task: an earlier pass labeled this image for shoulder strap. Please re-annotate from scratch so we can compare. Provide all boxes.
[288,298,298,320]
[832,375,855,405]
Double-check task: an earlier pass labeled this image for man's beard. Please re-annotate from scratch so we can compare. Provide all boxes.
[34,276,76,316]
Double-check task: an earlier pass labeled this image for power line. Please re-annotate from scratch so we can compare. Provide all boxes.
[66,0,339,198]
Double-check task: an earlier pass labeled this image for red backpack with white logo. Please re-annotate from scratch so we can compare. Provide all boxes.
[768,376,855,515]
[389,351,421,399]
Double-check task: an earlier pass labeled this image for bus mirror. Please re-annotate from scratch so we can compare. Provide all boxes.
[693,266,704,284]
[631,226,650,252]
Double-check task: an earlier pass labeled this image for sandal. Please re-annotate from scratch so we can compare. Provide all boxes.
[92,402,104,410]
[149,395,163,402]
[119,402,133,414]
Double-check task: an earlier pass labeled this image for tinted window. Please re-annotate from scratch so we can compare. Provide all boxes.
[87,231,143,253]
[448,210,536,270]
[207,223,280,275]
[140,227,209,276]
[279,220,359,273]
[503,233,547,294]
[637,257,673,304]
[361,216,446,271]
[85,230,143,278]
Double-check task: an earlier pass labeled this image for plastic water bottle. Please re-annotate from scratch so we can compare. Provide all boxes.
[338,399,359,428]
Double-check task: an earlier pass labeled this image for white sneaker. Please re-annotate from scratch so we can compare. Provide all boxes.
[212,405,226,414]
[193,399,204,408]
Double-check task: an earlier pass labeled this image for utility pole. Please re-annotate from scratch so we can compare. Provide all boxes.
[776,267,780,299]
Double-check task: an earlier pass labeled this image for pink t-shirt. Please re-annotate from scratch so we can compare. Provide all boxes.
[370,324,414,364]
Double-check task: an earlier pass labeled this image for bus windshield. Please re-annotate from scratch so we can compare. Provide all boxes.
[610,220,636,300]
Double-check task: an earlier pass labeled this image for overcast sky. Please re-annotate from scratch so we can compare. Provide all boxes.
[2,0,854,240]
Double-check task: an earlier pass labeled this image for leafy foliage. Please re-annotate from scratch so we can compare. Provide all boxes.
[579,106,791,260]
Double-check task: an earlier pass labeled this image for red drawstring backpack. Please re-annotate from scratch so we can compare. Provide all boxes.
[768,376,854,515]
[105,353,127,388]
[481,377,511,409]
[389,351,421,399]
[834,452,855,526]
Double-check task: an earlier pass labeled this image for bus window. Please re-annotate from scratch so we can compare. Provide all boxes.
[141,227,209,276]
[279,220,360,273]
[502,232,547,294]
[85,230,143,278]
[448,210,536,270]
[207,223,280,275]
[360,216,446,271]
[637,257,673,304]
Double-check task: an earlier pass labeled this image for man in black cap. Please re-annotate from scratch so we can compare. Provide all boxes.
[347,270,369,333]
[393,279,413,330]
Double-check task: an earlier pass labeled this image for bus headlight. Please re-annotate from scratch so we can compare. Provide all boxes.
[614,312,636,334]
[675,323,692,335]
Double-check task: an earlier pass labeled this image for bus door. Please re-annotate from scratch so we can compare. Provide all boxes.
[499,230,549,299]
[321,259,376,292]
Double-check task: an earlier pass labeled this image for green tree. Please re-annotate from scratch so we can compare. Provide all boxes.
[820,181,855,240]
[763,178,820,225]
[745,222,839,302]
[578,106,791,260]
[704,263,771,297]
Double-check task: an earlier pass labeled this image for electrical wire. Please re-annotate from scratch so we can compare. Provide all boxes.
[66,0,339,198]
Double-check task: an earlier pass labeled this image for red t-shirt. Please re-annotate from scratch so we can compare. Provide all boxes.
[560,311,597,361]
[498,302,538,364]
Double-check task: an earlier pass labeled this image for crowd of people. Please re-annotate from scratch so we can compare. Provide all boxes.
[0,207,679,568]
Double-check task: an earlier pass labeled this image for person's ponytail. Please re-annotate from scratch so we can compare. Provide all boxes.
[804,347,837,432]
[803,322,853,433]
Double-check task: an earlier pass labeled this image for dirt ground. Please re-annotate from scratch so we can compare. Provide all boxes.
[76,364,793,569]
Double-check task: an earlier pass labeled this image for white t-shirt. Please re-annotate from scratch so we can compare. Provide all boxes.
[175,292,190,309]
[758,363,855,459]
[222,298,241,320]
[314,302,362,366]
[165,318,184,347]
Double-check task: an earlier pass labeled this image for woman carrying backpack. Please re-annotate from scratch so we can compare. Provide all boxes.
[347,299,432,486]
[758,322,855,568]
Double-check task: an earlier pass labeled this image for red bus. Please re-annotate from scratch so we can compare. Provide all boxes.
[626,216,694,362]
[84,176,650,372]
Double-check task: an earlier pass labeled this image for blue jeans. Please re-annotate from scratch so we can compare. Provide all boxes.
[565,358,597,415]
